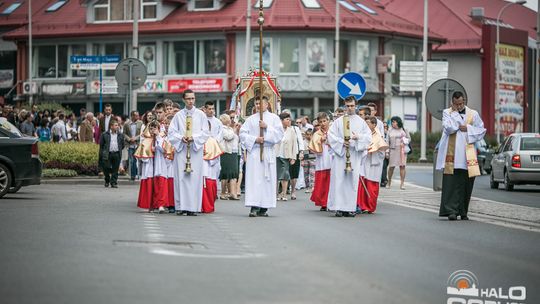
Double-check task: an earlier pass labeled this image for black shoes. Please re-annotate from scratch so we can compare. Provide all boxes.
[111,184,118,188]
[461,215,469,220]
[186,211,197,216]
[249,211,258,217]
[336,211,356,217]
[257,211,269,217]
[320,207,327,211]
[104,182,109,187]
[448,214,458,221]
[335,211,343,217]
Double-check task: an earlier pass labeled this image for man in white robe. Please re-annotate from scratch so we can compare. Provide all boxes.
[327,96,371,217]
[436,91,486,221]
[240,97,284,217]
[168,90,209,216]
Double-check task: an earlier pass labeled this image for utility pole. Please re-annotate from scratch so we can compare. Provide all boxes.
[334,0,340,110]
[131,0,139,114]
[420,0,428,161]
[244,0,251,72]
[28,0,33,105]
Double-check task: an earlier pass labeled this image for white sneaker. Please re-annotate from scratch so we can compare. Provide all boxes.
[158,206,166,214]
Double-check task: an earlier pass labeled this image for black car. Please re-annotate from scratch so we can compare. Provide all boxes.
[0,117,42,198]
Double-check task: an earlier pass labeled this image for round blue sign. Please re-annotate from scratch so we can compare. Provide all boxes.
[337,72,367,100]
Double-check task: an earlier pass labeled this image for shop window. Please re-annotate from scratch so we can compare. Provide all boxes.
[252,38,272,72]
[356,40,370,74]
[336,40,350,74]
[391,43,420,84]
[165,39,226,75]
[71,44,87,77]
[139,43,156,75]
[280,38,299,74]
[58,46,69,78]
[104,43,124,76]
[306,38,326,74]
[33,46,56,78]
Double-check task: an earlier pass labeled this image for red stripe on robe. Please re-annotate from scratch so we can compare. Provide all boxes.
[310,169,330,207]
[357,177,380,213]
[201,178,217,213]
[167,178,175,207]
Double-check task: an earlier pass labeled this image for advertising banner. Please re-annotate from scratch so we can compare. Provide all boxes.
[168,78,223,93]
[497,44,524,136]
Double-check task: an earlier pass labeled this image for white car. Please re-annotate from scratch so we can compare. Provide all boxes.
[490,133,540,191]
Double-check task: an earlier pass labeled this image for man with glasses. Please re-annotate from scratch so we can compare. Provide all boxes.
[327,96,371,217]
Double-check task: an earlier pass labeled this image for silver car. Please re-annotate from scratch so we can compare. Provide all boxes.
[490,133,540,191]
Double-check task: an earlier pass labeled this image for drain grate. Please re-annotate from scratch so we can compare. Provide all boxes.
[113,240,207,250]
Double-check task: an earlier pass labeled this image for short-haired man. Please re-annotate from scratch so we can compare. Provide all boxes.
[240,96,284,217]
[357,106,371,119]
[99,120,125,188]
[327,96,371,217]
[168,89,210,216]
[99,104,114,134]
[436,92,486,221]
[124,110,143,180]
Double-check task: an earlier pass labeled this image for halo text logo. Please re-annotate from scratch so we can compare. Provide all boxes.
[447,270,526,304]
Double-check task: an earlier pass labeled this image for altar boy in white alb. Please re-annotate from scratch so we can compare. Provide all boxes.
[168,89,209,216]
[240,96,284,217]
[327,96,371,217]
[436,91,486,221]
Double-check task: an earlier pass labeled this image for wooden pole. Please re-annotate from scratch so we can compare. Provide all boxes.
[258,0,264,162]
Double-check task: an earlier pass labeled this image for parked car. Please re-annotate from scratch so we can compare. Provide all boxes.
[490,133,540,191]
[0,117,42,198]
[475,139,494,174]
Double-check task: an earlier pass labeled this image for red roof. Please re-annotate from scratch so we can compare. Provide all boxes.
[2,0,444,42]
[0,0,30,27]
[381,0,537,52]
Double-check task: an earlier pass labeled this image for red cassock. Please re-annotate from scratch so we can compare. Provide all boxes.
[167,178,175,208]
[137,177,170,210]
[201,178,217,213]
[357,177,380,213]
[310,169,331,207]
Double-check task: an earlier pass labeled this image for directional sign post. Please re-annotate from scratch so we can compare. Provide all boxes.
[70,55,120,112]
[337,72,367,101]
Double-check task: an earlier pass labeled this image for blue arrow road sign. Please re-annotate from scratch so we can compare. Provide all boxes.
[337,72,366,100]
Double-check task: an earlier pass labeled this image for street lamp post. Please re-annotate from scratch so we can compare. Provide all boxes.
[495,0,526,145]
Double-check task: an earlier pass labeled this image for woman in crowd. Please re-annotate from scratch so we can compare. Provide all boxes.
[36,118,51,142]
[276,112,298,201]
[218,114,240,200]
[387,116,411,190]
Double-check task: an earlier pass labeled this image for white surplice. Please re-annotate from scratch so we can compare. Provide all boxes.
[327,115,371,212]
[240,110,284,209]
[436,107,486,171]
[168,108,209,212]
[364,151,385,183]
[203,116,224,180]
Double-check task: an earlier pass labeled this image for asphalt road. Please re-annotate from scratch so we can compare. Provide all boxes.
[400,165,540,208]
[1,183,539,304]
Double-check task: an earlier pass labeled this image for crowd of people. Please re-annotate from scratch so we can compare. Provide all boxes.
[119,90,415,218]
[1,90,483,220]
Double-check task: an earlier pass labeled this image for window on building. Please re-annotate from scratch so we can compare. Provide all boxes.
[306,38,326,74]
[71,44,87,77]
[142,0,157,19]
[339,0,358,12]
[165,39,226,75]
[139,43,156,75]
[356,40,370,74]
[194,0,215,10]
[203,40,226,74]
[253,38,272,71]
[46,0,68,12]
[392,43,420,84]
[165,41,195,75]
[336,40,350,73]
[94,0,157,22]
[280,38,299,74]
[355,2,377,15]
[1,2,22,15]
[301,0,320,9]
[58,46,68,78]
[33,46,56,78]
[104,43,124,76]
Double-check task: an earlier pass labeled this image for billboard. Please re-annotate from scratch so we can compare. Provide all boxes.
[496,44,524,136]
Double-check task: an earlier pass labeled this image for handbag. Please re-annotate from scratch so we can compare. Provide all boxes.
[405,144,412,155]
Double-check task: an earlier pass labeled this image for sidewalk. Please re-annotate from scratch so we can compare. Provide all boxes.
[379,182,540,233]
[41,175,136,185]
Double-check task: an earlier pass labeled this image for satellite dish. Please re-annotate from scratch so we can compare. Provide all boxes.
[426,78,467,120]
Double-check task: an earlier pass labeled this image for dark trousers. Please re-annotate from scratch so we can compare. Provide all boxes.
[439,169,475,217]
[128,147,138,179]
[104,151,121,185]
[381,158,389,184]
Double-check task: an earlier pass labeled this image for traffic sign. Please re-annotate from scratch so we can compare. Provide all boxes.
[114,58,147,92]
[337,72,366,100]
[70,55,120,70]
[425,78,467,121]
